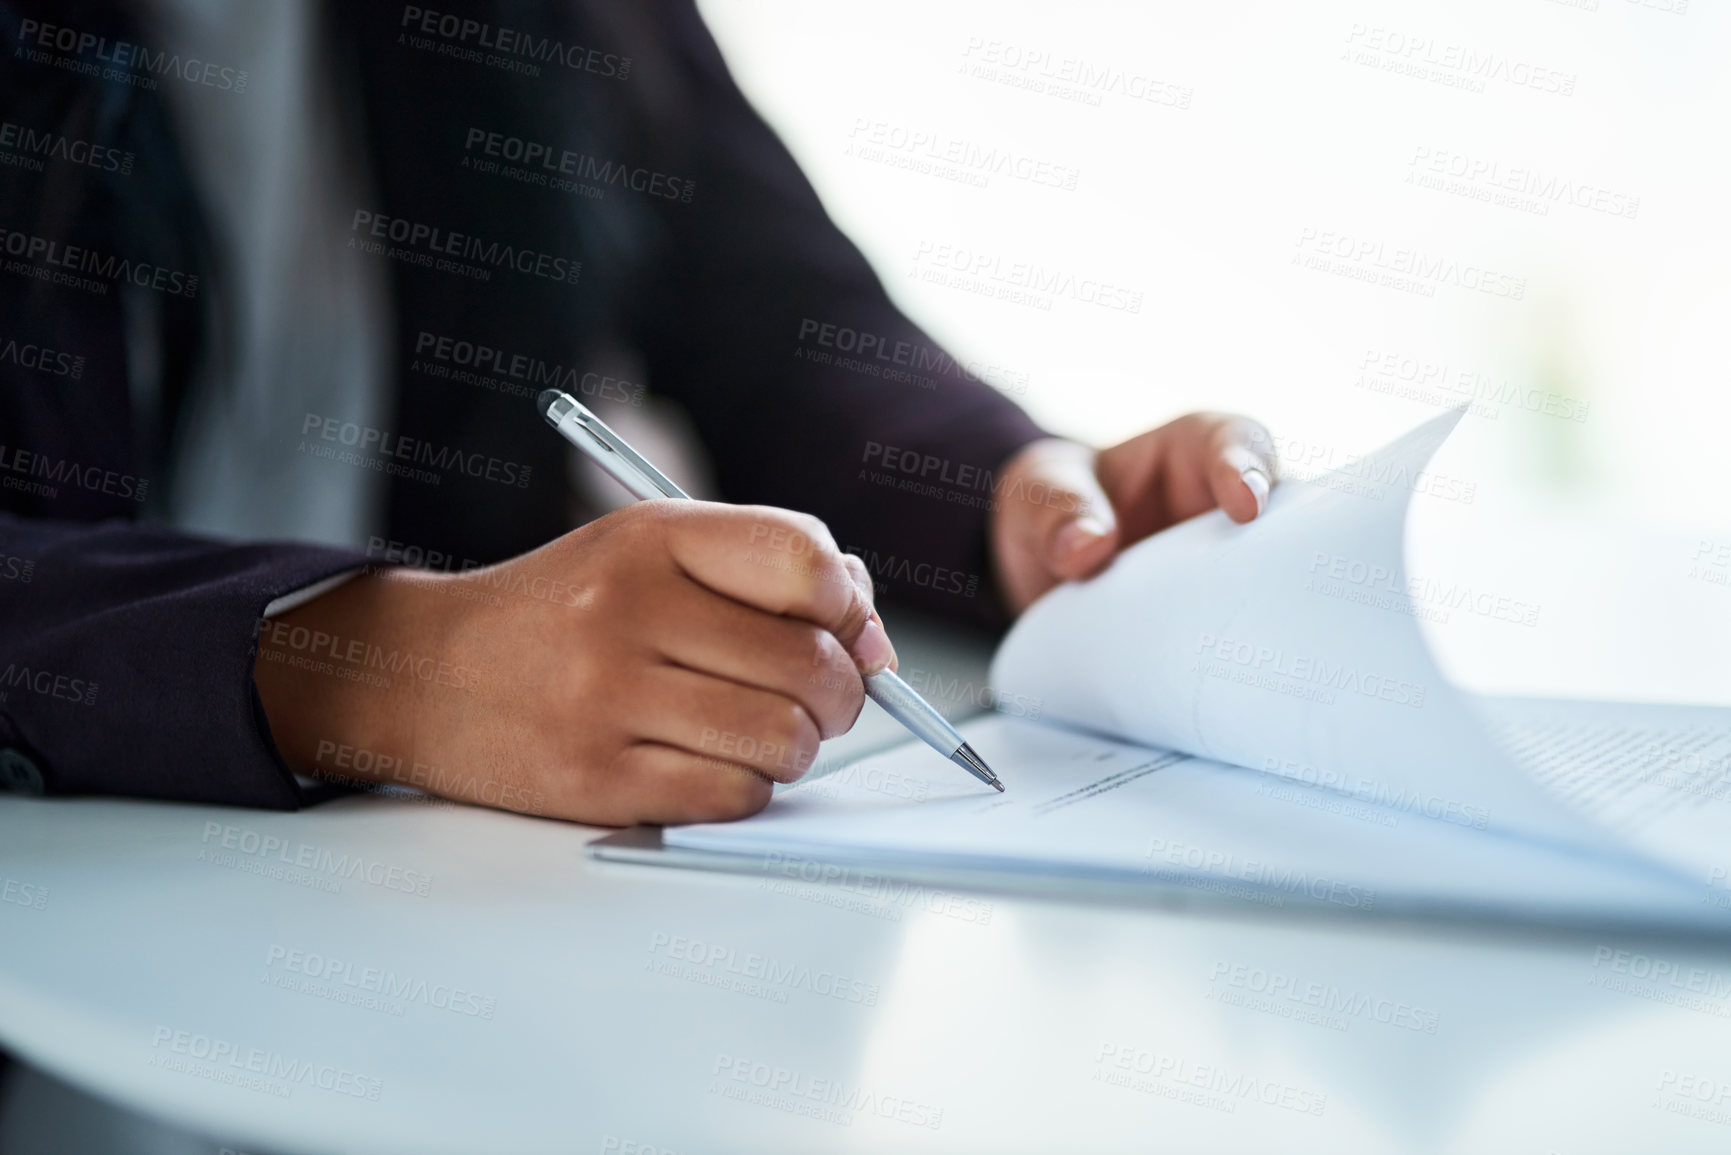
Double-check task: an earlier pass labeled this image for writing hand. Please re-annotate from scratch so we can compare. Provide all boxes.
[254,503,893,824]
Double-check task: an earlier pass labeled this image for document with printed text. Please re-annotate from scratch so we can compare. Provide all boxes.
[649,411,1731,925]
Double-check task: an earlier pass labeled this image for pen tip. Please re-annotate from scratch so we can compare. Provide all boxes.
[954,743,1004,792]
[535,389,562,419]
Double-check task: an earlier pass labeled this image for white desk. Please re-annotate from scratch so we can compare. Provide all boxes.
[4,518,1731,1154]
[10,782,1731,1155]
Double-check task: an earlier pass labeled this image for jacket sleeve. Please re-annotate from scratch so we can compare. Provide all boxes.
[620,1,1049,628]
[0,513,362,807]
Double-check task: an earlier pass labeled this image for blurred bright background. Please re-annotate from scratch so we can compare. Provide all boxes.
[697,0,1731,703]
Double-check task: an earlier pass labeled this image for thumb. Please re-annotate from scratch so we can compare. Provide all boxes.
[1004,439,1120,582]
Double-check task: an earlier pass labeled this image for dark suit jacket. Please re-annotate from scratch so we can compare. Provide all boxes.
[0,0,1045,808]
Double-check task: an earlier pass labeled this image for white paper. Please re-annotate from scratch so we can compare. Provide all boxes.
[1472,696,1731,881]
[989,410,1600,848]
[666,715,1713,926]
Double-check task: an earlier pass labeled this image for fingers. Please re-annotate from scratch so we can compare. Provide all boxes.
[652,503,895,674]
[1096,412,1278,534]
[627,664,822,784]
[838,552,896,674]
[604,743,774,825]
[999,438,1122,583]
[647,582,866,739]
[1207,417,1278,524]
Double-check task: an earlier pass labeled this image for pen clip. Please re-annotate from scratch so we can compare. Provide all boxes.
[541,390,691,501]
[571,406,691,501]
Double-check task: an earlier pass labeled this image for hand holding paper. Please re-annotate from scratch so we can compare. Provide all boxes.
[989,413,1277,613]
[990,409,1592,846]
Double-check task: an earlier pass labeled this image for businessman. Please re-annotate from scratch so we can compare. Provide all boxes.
[0,0,1274,825]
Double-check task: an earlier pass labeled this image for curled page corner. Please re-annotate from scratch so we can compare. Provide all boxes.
[990,407,1607,850]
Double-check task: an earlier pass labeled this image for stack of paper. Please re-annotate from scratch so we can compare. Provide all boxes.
[637,411,1731,930]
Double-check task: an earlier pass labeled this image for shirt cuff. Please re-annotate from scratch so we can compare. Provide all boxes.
[262,568,361,618]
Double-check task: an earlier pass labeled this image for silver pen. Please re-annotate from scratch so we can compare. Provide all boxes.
[536,389,1004,792]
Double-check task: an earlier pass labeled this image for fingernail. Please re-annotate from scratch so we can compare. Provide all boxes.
[1053,517,1109,564]
[1240,468,1270,517]
[850,617,896,675]
[847,568,877,614]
